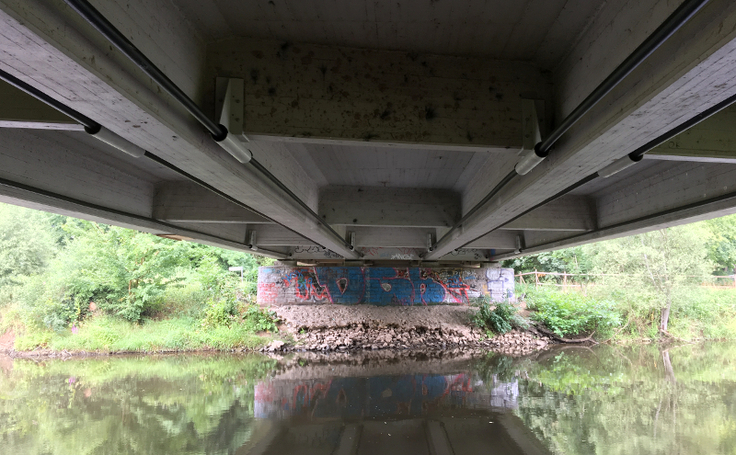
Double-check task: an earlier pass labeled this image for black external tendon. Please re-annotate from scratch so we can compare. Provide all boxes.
[432,0,711,254]
[0,69,327,254]
[64,0,356,254]
[63,0,227,139]
[536,0,711,155]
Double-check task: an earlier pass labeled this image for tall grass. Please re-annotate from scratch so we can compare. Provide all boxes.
[13,315,275,352]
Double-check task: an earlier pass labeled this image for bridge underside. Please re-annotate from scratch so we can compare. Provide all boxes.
[2,0,736,266]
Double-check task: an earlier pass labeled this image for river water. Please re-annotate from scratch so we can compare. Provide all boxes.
[1,343,735,455]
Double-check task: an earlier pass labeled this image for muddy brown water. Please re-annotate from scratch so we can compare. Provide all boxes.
[1,342,735,454]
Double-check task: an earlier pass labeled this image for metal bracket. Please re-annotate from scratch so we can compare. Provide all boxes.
[514,234,524,254]
[215,77,246,138]
[213,78,252,163]
[248,230,258,251]
[520,99,543,155]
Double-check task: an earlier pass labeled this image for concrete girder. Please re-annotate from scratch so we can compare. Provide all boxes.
[645,104,736,163]
[498,195,596,231]
[0,128,155,217]
[0,79,81,130]
[319,186,460,228]
[153,182,271,224]
[205,37,552,150]
[494,159,736,259]
[595,160,736,229]
[464,230,520,250]
[426,0,736,259]
[0,180,289,259]
[0,0,359,258]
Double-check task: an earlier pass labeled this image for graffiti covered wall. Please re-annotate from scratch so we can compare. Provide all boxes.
[257,266,514,305]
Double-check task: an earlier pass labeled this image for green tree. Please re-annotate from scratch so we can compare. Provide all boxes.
[504,246,592,276]
[0,204,56,291]
[704,213,736,274]
[589,224,712,335]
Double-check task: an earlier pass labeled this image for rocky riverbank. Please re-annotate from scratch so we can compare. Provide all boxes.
[266,304,555,355]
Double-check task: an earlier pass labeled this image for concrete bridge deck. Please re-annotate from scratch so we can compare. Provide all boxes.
[1,0,736,267]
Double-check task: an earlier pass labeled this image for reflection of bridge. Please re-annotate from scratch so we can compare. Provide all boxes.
[3,0,736,267]
[239,416,550,455]
[245,372,548,455]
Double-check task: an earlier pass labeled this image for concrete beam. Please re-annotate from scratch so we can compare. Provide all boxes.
[0,79,81,130]
[352,227,434,248]
[499,195,595,231]
[646,104,736,163]
[0,181,288,258]
[153,182,270,224]
[205,37,552,150]
[495,160,736,259]
[0,0,358,258]
[319,186,460,227]
[251,224,316,247]
[0,128,154,217]
[427,0,736,259]
[464,230,519,249]
[596,161,736,228]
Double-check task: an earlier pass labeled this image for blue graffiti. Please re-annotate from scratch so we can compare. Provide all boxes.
[315,267,366,304]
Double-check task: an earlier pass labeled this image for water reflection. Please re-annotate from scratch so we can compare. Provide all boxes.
[1,343,735,454]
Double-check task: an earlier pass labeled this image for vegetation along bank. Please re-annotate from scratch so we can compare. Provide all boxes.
[2,202,736,355]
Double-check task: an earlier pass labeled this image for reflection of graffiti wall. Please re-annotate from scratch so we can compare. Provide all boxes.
[254,373,517,420]
[257,266,514,305]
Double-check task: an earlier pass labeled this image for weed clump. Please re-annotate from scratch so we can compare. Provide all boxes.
[472,297,527,335]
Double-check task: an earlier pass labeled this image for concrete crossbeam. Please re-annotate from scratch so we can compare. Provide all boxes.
[0,185,278,257]
[352,227,434,248]
[205,37,552,150]
[153,182,270,224]
[319,186,460,227]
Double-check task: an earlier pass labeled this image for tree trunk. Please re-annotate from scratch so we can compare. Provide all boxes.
[660,293,671,333]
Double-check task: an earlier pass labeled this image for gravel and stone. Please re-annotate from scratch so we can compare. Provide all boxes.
[263,304,554,355]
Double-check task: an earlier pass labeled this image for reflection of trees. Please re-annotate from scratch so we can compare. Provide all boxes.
[506,344,736,455]
[0,355,276,455]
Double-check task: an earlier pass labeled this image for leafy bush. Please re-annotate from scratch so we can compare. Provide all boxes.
[202,298,238,328]
[241,305,279,333]
[472,298,525,335]
[527,290,621,337]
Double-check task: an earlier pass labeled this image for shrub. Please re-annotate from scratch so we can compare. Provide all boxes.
[527,290,621,338]
[202,298,238,328]
[472,298,525,335]
[241,305,279,333]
